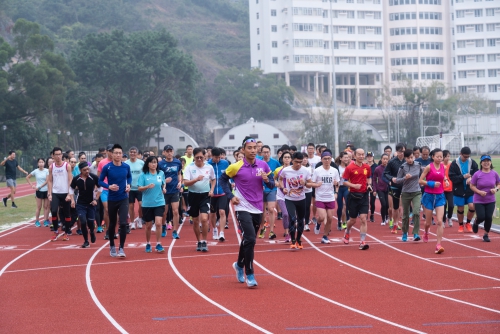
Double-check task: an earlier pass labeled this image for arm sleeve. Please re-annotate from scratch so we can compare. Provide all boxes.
[98,167,109,188]
[220,172,234,200]
[127,166,132,185]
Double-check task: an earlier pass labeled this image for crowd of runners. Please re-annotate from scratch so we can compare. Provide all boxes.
[2,137,500,287]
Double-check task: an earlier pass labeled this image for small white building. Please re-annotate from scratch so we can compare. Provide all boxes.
[147,123,198,155]
[216,118,290,159]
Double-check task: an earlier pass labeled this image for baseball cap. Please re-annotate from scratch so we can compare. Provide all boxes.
[164,144,174,151]
[106,144,114,151]
[480,155,491,162]
[367,151,373,157]
[123,153,128,159]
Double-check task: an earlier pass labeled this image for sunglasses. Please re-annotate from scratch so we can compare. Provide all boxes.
[195,156,204,160]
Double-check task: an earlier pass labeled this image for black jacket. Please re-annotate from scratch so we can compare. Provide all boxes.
[383,156,405,188]
[448,158,478,198]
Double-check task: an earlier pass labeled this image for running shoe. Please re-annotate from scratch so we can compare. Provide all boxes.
[11,203,17,208]
[110,246,117,257]
[114,233,118,239]
[402,232,408,242]
[145,244,152,253]
[201,241,208,252]
[245,274,258,288]
[51,232,62,242]
[196,241,202,251]
[369,214,374,222]
[343,233,350,244]
[137,218,143,229]
[381,220,386,226]
[35,221,41,227]
[277,212,283,220]
[264,222,269,228]
[155,244,165,253]
[284,234,291,243]
[413,234,421,242]
[296,240,303,249]
[161,225,166,237]
[465,222,473,233]
[62,234,70,241]
[268,231,276,240]
[321,236,331,244]
[2,197,6,207]
[96,226,103,233]
[130,221,136,230]
[104,231,109,240]
[314,220,321,235]
[423,232,429,243]
[312,217,318,225]
[448,221,453,228]
[304,224,310,232]
[458,224,464,233]
[483,234,490,242]
[435,244,444,254]
[232,262,245,283]
[118,248,126,258]
[43,220,50,227]
[472,222,479,234]
[337,224,342,231]
[359,241,369,250]
[219,231,225,242]
[258,228,266,238]
[189,218,193,224]
[409,212,413,219]
[388,219,394,229]
[81,241,90,248]
[397,223,401,230]
[90,233,96,243]
[67,231,73,236]
[151,224,156,232]
[126,224,131,234]
[76,229,82,235]
[213,227,219,240]
[432,217,436,225]
[391,226,398,234]
[50,226,54,231]
[238,227,242,235]
[290,241,297,249]
[167,222,172,230]
[172,231,179,239]
[224,223,229,230]
[341,222,347,230]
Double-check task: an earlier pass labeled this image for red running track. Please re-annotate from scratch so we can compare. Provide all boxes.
[0,183,35,199]
[1,203,500,333]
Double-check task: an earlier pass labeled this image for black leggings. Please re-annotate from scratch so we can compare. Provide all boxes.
[369,191,376,215]
[304,192,312,223]
[377,190,389,222]
[51,193,71,233]
[474,202,495,233]
[108,199,129,248]
[443,191,454,221]
[285,199,306,242]
[235,211,261,275]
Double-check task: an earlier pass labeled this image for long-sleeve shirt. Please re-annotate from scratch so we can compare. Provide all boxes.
[373,165,388,192]
[384,156,405,189]
[98,162,132,202]
[394,161,422,193]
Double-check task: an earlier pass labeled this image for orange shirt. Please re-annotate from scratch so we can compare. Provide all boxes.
[443,162,452,192]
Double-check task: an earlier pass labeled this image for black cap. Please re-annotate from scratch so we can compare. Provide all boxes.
[106,144,114,151]
[164,144,174,151]
[123,153,128,158]
[367,151,373,157]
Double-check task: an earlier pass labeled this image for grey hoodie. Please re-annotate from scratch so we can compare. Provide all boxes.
[395,161,422,193]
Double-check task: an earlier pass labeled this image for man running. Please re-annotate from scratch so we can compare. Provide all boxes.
[258,145,280,239]
[220,136,274,287]
[125,146,144,232]
[384,143,406,233]
[342,148,372,250]
[2,151,29,208]
[208,147,230,241]
[99,144,132,258]
[306,143,321,226]
[98,144,113,239]
[159,144,182,239]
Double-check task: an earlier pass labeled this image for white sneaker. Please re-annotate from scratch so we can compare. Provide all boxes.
[137,218,143,229]
[219,231,225,242]
[304,224,310,231]
[130,221,136,230]
[381,220,386,226]
[151,224,156,232]
[213,227,219,240]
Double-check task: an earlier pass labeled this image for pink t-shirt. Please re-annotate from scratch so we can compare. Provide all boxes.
[425,163,445,194]
[97,158,111,190]
[471,170,500,204]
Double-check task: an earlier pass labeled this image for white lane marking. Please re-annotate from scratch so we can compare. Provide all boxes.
[167,223,272,333]
[229,206,425,333]
[303,234,500,315]
[86,241,128,334]
[0,239,51,277]
[430,287,500,293]
[0,221,32,234]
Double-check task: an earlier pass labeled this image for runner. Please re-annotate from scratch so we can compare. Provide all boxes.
[419,148,449,253]
[97,144,113,239]
[395,149,423,242]
[373,154,389,226]
[183,148,216,252]
[70,162,102,248]
[366,151,377,222]
[306,143,321,226]
[159,144,183,239]
[342,148,372,250]
[278,152,312,250]
[442,150,454,227]
[336,152,350,230]
[302,158,313,232]
[413,147,421,160]
[384,143,406,233]
[274,151,292,242]
[208,147,229,242]
[98,144,132,258]
[1,151,29,208]
[449,146,478,232]
[220,136,273,287]
[138,156,166,252]
[310,151,340,244]
[47,147,73,241]
[470,155,500,242]
[26,158,50,227]
[258,145,280,239]
[125,146,144,232]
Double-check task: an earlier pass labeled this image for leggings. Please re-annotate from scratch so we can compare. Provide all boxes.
[76,204,96,242]
[474,202,495,233]
[443,191,454,221]
[235,211,261,275]
[369,191,376,215]
[285,198,306,242]
[108,198,129,248]
[277,199,289,229]
[377,190,389,222]
[337,186,350,223]
[51,193,71,233]
[304,192,312,223]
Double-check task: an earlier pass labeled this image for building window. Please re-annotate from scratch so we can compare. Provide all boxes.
[271,9,277,16]
[257,43,260,50]
[256,13,259,19]
[229,135,235,140]
[179,136,185,142]
[271,25,277,32]
[257,28,259,35]
[274,134,279,139]
[249,134,259,139]
[272,57,278,64]
[366,130,373,135]
[272,41,277,48]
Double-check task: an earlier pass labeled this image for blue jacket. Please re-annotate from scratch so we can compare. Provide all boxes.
[207,158,230,195]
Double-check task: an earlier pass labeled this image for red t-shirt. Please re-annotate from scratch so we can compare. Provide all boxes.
[343,161,371,193]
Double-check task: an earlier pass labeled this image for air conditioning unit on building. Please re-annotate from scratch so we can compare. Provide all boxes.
[466,55,476,60]
[283,55,289,61]
[282,8,288,14]
[465,10,474,15]
[467,70,477,75]
[282,24,288,29]
[283,40,289,45]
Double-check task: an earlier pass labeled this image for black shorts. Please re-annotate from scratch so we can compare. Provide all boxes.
[36,190,48,199]
[188,192,210,218]
[164,192,180,205]
[389,186,402,210]
[348,192,369,218]
[128,190,142,204]
[142,206,165,222]
[210,195,228,213]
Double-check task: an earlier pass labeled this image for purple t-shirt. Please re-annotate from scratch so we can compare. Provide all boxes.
[471,170,500,204]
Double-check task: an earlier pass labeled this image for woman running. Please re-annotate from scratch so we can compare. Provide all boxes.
[26,158,50,227]
[302,158,313,231]
[138,156,167,253]
[442,150,454,227]
[419,148,449,254]
[336,152,350,230]
[470,155,500,242]
[373,154,389,226]
[274,151,291,242]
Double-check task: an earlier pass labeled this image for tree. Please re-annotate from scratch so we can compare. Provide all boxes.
[71,29,200,148]
[214,67,294,125]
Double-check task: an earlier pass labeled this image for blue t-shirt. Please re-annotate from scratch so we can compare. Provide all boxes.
[125,159,145,191]
[138,171,166,208]
[208,159,230,195]
[415,157,431,169]
[458,158,469,190]
[158,158,182,194]
[98,162,132,202]
[263,158,281,192]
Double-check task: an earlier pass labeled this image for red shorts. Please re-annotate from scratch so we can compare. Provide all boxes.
[315,201,336,210]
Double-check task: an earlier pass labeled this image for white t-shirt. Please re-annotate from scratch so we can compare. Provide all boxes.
[31,168,49,191]
[183,163,215,193]
[312,166,340,202]
[307,155,321,167]
[280,166,311,201]
[338,165,347,186]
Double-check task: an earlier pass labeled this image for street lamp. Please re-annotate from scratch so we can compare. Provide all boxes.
[107,132,111,145]
[79,132,83,152]
[46,129,50,154]
[57,130,61,146]
[2,125,6,157]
